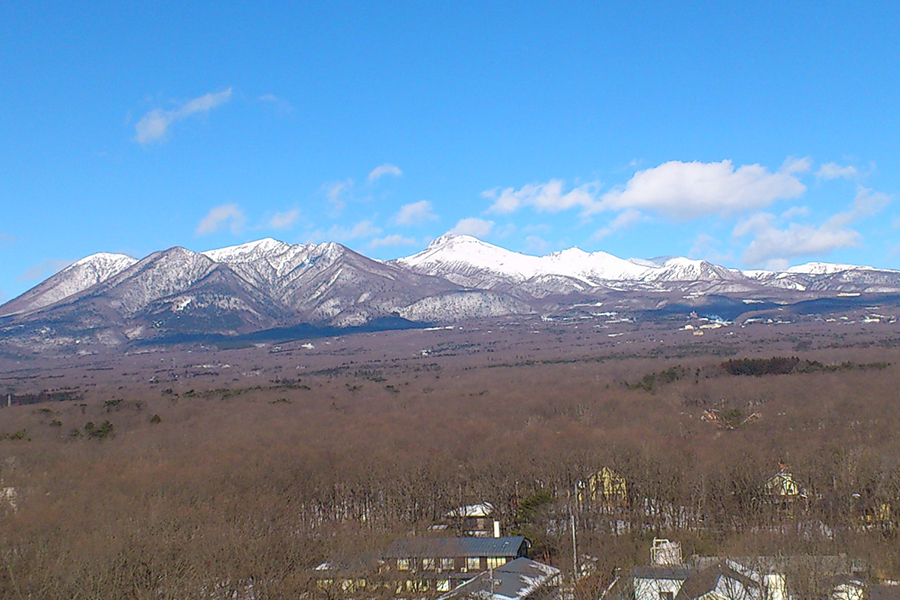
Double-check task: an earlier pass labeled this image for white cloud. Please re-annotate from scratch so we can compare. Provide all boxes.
[369,234,417,248]
[448,218,494,238]
[846,186,891,220]
[134,88,232,144]
[600,160,806,219]
[368,163,403,182]
[735,213,860,266]
[323,179,352,214]
[484,180,601,214]
[734,187,891,266]
[592,209,642,240]
[392,200,438,226]
[268,209,300,230]
[781,156,813,174]
[196,203,246,236]
[781,206,810,219]
[816,162,858,180]
[17,258,73,282]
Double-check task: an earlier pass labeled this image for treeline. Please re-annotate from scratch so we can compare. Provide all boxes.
[722,356,889,377]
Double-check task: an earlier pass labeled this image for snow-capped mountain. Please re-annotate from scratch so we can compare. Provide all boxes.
[396,235,742,290]
[395,234,649,288]
[0,252,137,317]
[2,234,900,353]
[786,262,875,276]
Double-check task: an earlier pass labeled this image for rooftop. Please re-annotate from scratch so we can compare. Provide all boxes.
[436,557,560,600]
[384,536,529,559]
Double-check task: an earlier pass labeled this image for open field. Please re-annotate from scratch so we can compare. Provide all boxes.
[1,315,899,598]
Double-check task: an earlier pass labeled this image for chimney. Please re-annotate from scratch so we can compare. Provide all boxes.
[493,520,501,538]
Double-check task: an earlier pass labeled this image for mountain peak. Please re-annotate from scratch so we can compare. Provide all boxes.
[203,238,292,263]
[427,233,489,248]
[69,252,136,269]
[786,262,875,275]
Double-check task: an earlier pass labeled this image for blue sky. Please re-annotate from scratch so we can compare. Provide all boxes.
[2,2,900,301]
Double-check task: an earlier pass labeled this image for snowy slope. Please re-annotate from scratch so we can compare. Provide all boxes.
[396,234,648,288]
[396,234,741,288]
[786,262,877,275]
[0,252,137,316]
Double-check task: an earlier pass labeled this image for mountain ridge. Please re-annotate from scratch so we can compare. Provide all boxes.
[2,234,899,353]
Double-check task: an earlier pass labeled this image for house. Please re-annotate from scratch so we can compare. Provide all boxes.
[626,559,790,600]
[436,501,498,537]
[382,535,531,594]
[764,467,805,500]
[583,468,628,508]
[436,557,560,600]
[672,560,769,600]
[313,552,384,595]
[604,539,867,600]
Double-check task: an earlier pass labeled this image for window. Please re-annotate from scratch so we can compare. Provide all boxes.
[422,558,435,571]
[486,557,506,569]
[441,558,455,571]
[466,557,481,571]
[438,579,451,592]
[397,558,410,571]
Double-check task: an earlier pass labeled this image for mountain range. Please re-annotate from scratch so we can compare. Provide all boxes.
[2,234,899,353]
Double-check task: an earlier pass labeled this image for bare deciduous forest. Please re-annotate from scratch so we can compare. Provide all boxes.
[0,318,899,599]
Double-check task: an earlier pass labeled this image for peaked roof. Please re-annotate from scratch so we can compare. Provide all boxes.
[383,536,528,558]
[437,557,560,600]
[675,560,761,600]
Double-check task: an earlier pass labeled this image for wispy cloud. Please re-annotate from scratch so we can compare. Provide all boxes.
[257,93,293,115]
[781,156,813,174]
[524,235,550,253]
[392,200,438,226]
[734,187,891,266]
[17,258,73,282]
[369,234,417,248]
[323,179,352,215]
[484,180,602,215]
[734,213,860,267]
[134,88,233,144]
[307,220,382,243]
[816,162,858,180]
[448,217,494,238]
[368,163,402,182]
[0,232,17,245]
[688,234,733,263]
[196,203,246,236]
[592,209,642,240]
[267,209,300,230]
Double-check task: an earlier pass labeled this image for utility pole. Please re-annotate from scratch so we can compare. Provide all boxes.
[571,480,580,584]
[571,512,578,583]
